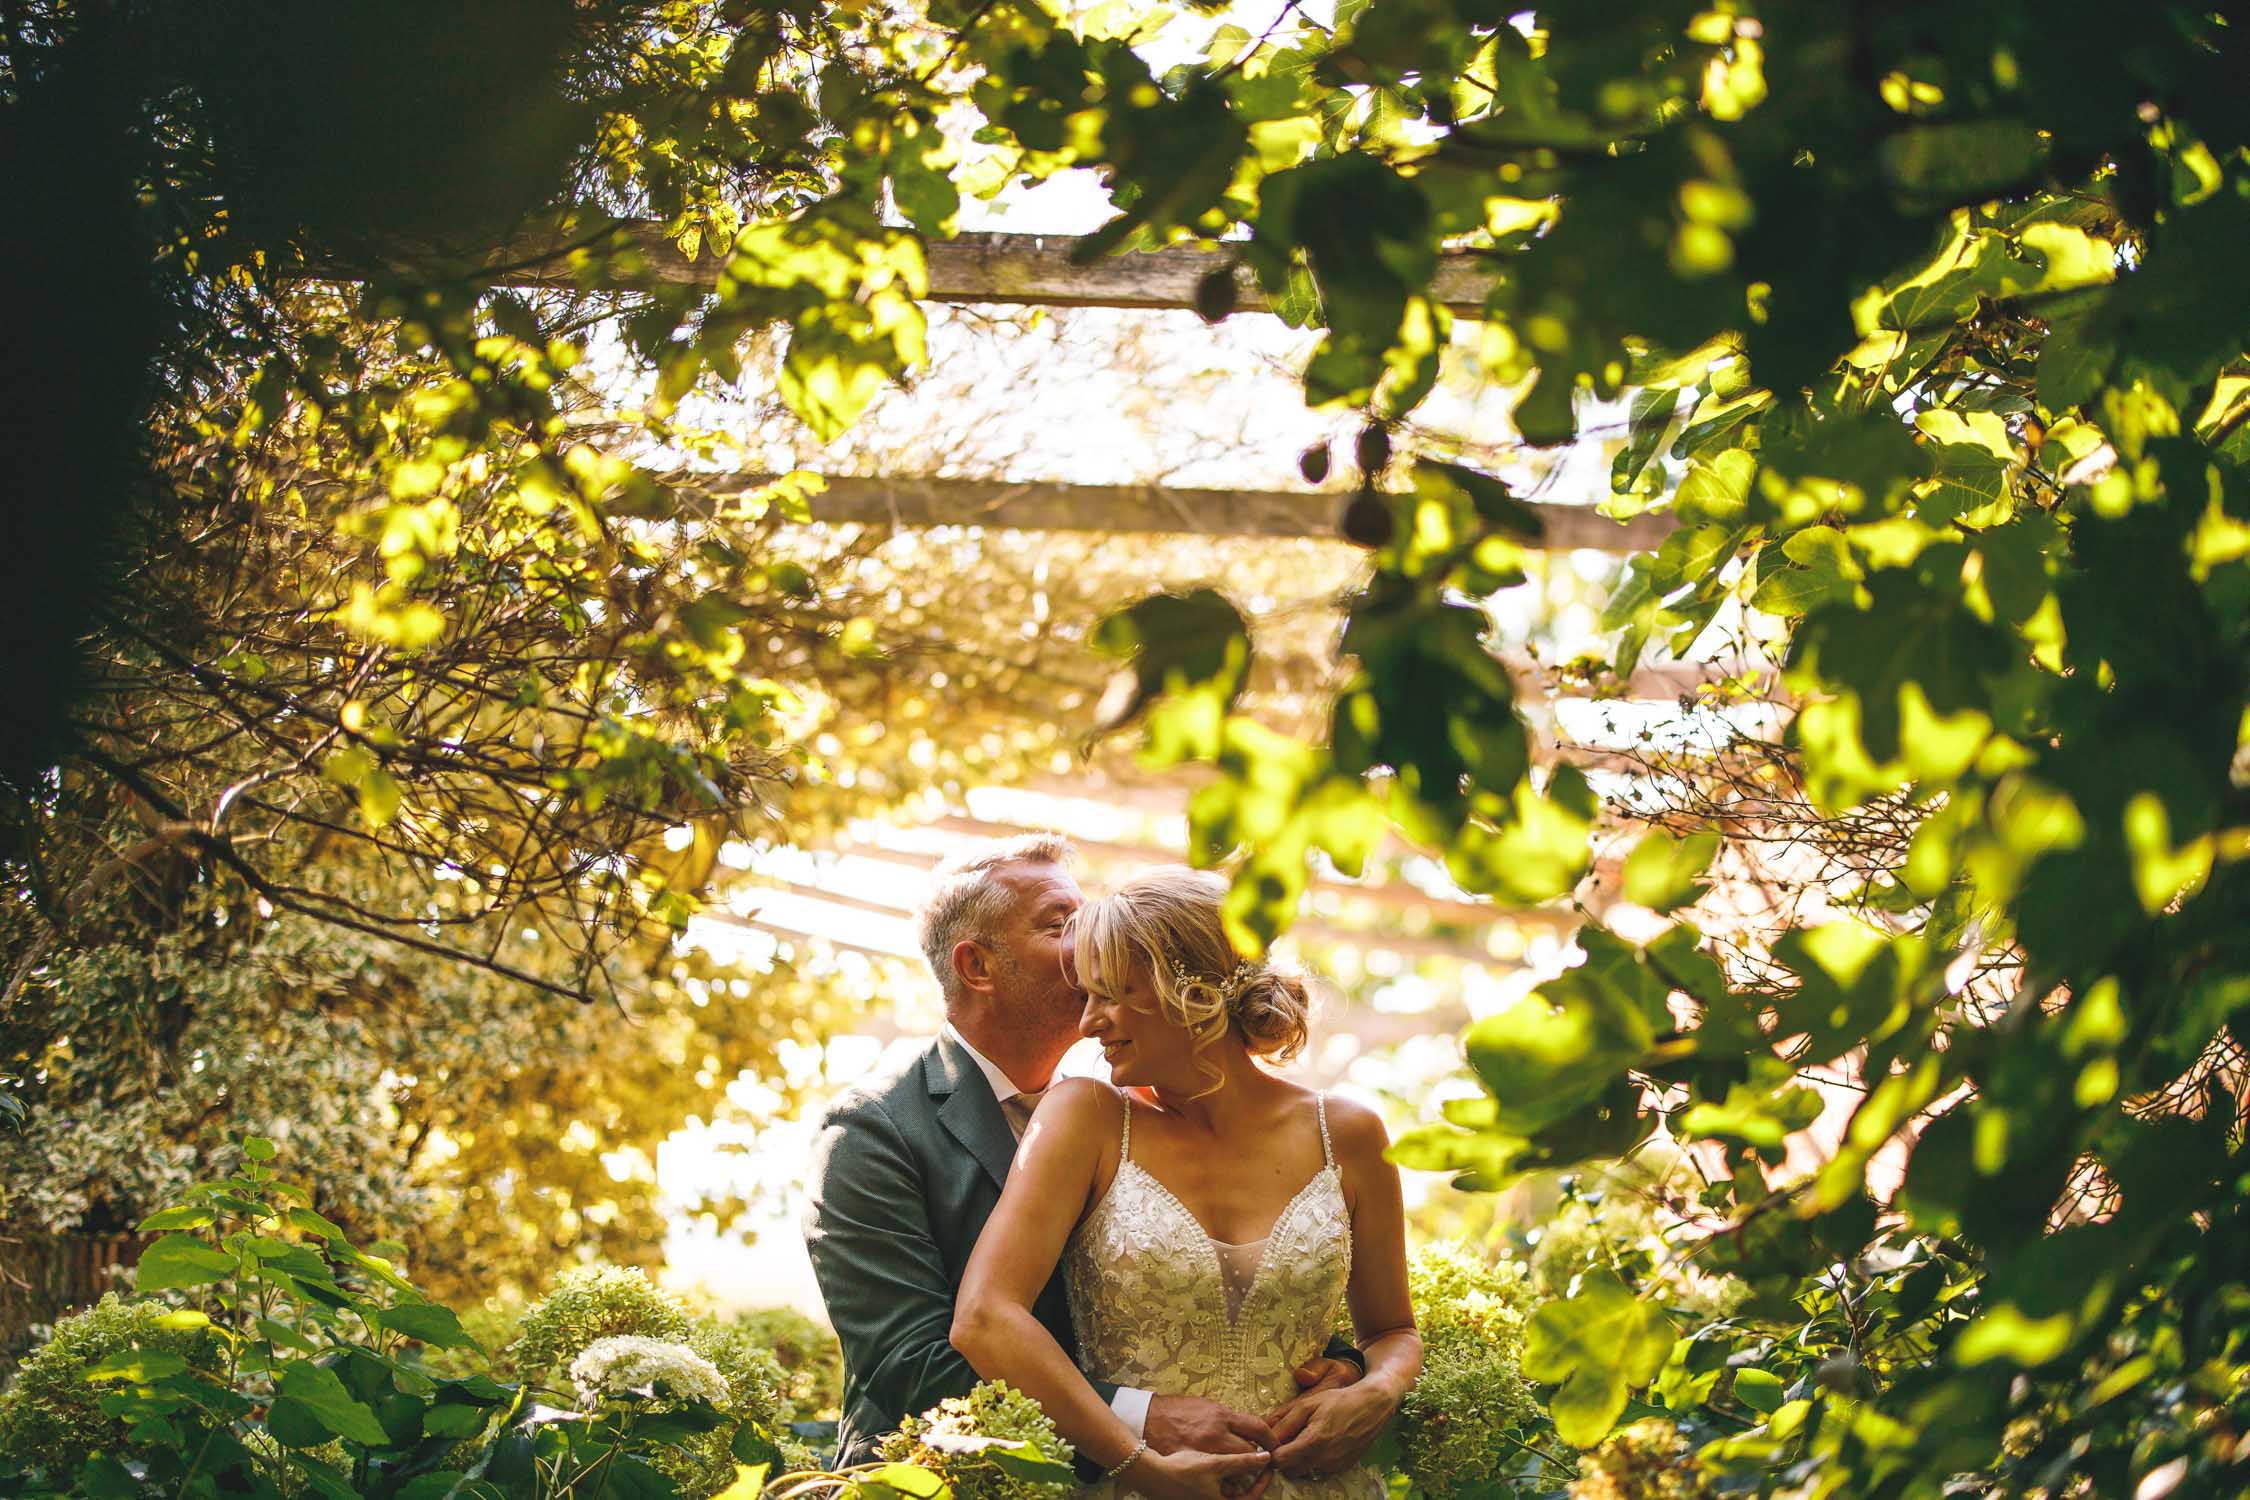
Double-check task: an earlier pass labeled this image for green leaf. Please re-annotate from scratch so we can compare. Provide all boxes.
[862,1463,952,1500]
[728,1417,786,1469]
[423,1403,492,1439]
[1091,589,1252,744]
[1749,525,1861,617]
[1732,1367,1787,1414]
[1414,459,1547,541]
[137,1205,217,1232]
[243,1136,278,1161]
[267,1396,340,1449]
[395,1476,470,1500]
[276,1360,392,1445]
[602,1455,680,1500]
[84,1348,188,1383]
[714,1466,772,1500]
[137,1232,237,1292]
[1522,1271,1677,1446]
[1678,1080,1824,1150]
[287,1206,348,1242]
[985,1447,1079,1486]
[1621,830,1718,912]
[359,765,402,827]
[1462,928,1664,1135]
[258,1316,320,1353]
[372,1302,476,1350]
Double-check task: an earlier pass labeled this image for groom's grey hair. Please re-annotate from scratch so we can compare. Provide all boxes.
[916,833,1076,1003]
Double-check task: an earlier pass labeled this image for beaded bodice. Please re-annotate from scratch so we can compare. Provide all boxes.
[1065,1093,1380,1500]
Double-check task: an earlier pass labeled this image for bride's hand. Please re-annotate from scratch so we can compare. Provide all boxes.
[1126,1447,1274,1500]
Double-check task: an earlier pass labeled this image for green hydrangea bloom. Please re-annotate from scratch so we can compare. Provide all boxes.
[512,1265,694,1377]
[0,1294,225,1476]
[514,1267,816,1495]
[1393,1242,1544,1500]
[1566,1419,1712,1500]
[880,1379,1076,1500]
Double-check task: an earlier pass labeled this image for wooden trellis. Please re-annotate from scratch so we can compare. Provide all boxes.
[330,222,1673,554]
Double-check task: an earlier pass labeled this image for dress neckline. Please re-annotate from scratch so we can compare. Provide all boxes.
[1097,1090,1342,1325]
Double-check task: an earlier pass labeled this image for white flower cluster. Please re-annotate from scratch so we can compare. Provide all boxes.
[569,1335,730,1408]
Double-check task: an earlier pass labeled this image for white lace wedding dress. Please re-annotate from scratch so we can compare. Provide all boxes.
[1065,1093,1383,1500]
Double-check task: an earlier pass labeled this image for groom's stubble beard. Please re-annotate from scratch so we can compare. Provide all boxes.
[988,942,1084,1051]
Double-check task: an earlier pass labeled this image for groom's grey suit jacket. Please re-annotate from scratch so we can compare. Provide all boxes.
[804,1032,1103,1467]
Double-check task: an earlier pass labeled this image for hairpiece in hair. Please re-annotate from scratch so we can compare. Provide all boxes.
[1172,958,1260,1006]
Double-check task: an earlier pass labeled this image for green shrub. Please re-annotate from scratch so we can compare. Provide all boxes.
[1392,1241,1547,1500]
[879,1379,1076,1500]
[0,1292,225,1476]
[720,1306,843,1419]
[1565,1419,1712,1500]
[514,1265,816,1495]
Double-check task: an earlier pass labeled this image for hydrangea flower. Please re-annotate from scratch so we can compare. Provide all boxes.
[880,1380,1076,1500]
[569,1334,730,1408]
[1392,1242,1544,1499]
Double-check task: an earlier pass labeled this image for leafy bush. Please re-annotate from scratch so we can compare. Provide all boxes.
[0,1292,225,1476]
[0,1140,852,1500]
[1565,1420,1712,1500]
[720,1306,844,1419]
[878,1380,1077,1500]
[1390,1242,1553,1499]
[513,1264,819,1493]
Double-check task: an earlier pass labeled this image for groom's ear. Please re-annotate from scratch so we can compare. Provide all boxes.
[952,938,996,996]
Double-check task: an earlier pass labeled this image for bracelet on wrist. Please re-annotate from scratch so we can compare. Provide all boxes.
[1102,1441,1149,1482]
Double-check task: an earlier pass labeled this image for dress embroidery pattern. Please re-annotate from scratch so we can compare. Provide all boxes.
[1065,1093,1379,1500]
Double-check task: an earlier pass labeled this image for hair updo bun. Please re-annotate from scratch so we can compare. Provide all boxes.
[1230,967,1312,1063]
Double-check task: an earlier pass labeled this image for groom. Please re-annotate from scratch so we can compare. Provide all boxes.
[804,834,1386,1475]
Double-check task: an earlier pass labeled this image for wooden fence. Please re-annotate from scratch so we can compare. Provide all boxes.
[0,1231,146,1370]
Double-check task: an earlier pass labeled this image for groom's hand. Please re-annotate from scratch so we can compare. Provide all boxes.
[1145,1394,1276,1457]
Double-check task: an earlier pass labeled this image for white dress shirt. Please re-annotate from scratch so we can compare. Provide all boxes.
[944,1024,1153,1438]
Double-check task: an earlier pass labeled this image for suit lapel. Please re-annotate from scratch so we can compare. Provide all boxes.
[927,1034,1018,1193]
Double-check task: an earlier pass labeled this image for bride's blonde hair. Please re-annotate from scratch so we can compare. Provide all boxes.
[1069,867,1312,1094]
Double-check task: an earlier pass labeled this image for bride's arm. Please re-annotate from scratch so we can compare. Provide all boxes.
[1270,1097,1423,1477]
[949,1078,1136,1466]
[951,1081,1272,1500]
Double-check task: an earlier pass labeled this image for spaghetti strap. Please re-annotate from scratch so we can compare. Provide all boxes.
[1315,1091,1333,1168]
[1120,1092,1133,1163]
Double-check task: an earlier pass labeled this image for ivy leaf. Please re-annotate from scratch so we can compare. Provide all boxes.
[1522,1270,1677,1446]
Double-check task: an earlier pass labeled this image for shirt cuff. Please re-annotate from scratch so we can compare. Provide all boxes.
[1109,1385,1153,1439]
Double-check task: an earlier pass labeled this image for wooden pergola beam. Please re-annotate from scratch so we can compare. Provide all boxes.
[479,219,1504,319]
[671,471,1671,554]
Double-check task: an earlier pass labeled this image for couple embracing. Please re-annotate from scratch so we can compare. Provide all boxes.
[804,835,1423,1500]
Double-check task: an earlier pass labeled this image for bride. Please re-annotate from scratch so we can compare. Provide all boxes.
[950,868,1422,1500]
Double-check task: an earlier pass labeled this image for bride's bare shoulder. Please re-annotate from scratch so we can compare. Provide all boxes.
[1311,1089,1392,1161]
[1033,1074,1124,1128]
